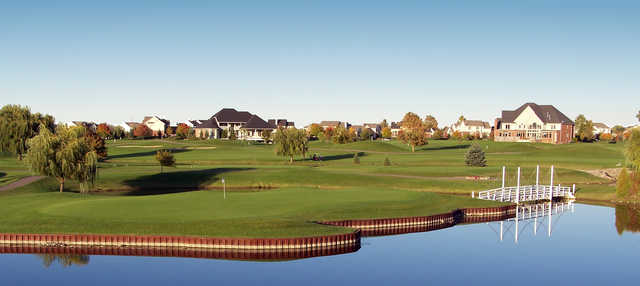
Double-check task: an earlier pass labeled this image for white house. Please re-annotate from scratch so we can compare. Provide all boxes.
[450,120,492,138]
[592,123,611,135]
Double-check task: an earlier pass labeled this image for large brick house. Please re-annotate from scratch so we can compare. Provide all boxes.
[191,108,288,141]
[494,103,574,144]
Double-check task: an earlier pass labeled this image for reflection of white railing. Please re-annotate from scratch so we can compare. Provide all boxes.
[488,201,574,243]
[472,165,576,203]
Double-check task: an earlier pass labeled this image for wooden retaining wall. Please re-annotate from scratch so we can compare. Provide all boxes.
[0,244,359,261]
[320,205,517,237]
[0,231,360,252]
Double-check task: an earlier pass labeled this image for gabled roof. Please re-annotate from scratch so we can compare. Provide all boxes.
[319,121,341,127]
[390,122,401,129]
[193,119,219,129]
[125,122,140,128]
[142,116,170,125]
[363,123,380,128]
[463,120,491,128]
[593,122,609,129]
[211,108,253,123]
[242,115,272,129]
[501,103,573,125]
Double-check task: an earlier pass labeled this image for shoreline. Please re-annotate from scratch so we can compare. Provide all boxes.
[0,205,517,259]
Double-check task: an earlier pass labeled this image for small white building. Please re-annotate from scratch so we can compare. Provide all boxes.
[592,123,610,135]
[450,120,492,138]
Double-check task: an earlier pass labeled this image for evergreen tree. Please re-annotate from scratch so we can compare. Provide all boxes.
[465,144,487,167]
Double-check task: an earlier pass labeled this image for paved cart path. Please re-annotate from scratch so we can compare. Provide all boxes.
[0,176,45,192]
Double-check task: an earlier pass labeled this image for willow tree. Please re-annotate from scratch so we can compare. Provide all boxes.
[274,128,308,163]
[26,125,98,192]
[0,104,55,160]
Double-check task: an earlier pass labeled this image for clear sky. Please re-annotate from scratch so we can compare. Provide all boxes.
[2,0,639,128]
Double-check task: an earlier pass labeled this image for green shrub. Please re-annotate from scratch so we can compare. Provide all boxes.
[384,156,391,166]
[465,144,487,167]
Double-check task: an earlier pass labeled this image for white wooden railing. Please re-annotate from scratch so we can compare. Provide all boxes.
[475,185,575,203]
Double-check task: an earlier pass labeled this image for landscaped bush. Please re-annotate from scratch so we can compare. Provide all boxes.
[155,150,175,173]
[465,144,487,167]
[384,156,391,166]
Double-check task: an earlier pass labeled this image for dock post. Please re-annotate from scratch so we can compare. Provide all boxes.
[515,205,519,243]
[516,167,520,204]
[549,165,554,201]
[501,166,505,202]
[572,184,575,197]
[536,165,540,200]
[548,201,552,237]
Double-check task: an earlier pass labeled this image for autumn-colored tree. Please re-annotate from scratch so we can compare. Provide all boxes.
[133,124,152,138]
[308,124,324,138]
[155,149,175,173]
[96,123,111,139]
[381,127,392,139]
[323,127,335,141]
[360,127,373,140]
[424,115,438,131]
[399,112,427,152]
[380,119,389,129]
[332,124,353,144]
[599,133,612,141]
[458,115,466,123]
[577,120,595,142]
[165,125,175,136]
[617,168,631,199]
[176,123,190,139]
[85,133,108,161]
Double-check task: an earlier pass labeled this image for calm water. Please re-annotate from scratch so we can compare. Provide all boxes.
[1,203,639,285]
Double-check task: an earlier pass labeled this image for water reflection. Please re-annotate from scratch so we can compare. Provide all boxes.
[615,204,640,235]
[485,201,574,243]
[0,202,581,267]
[36,254,89,268]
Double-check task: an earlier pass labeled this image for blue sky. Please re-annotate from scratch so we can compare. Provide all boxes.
[1,1,639,127]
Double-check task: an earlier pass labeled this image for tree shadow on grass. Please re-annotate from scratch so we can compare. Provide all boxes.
[107,148,191,160]
[421,144,471,151]
[303,152,367,162]
[0,172,6,179]
[121,167,254,196]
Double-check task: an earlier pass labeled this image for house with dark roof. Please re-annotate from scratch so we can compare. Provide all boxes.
[494,103,574,144]
[450,120,492,138]
[390,122,402,138]
[191,108,282,141]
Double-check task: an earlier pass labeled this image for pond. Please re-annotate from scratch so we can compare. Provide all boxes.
[1,203,639,285]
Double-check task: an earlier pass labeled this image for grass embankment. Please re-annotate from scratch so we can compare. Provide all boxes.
[0,139,623,237]
[0,180,503,237]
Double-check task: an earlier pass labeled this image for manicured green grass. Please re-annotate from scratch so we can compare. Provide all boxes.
[0,181,504,237]
[0,139,624,237]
